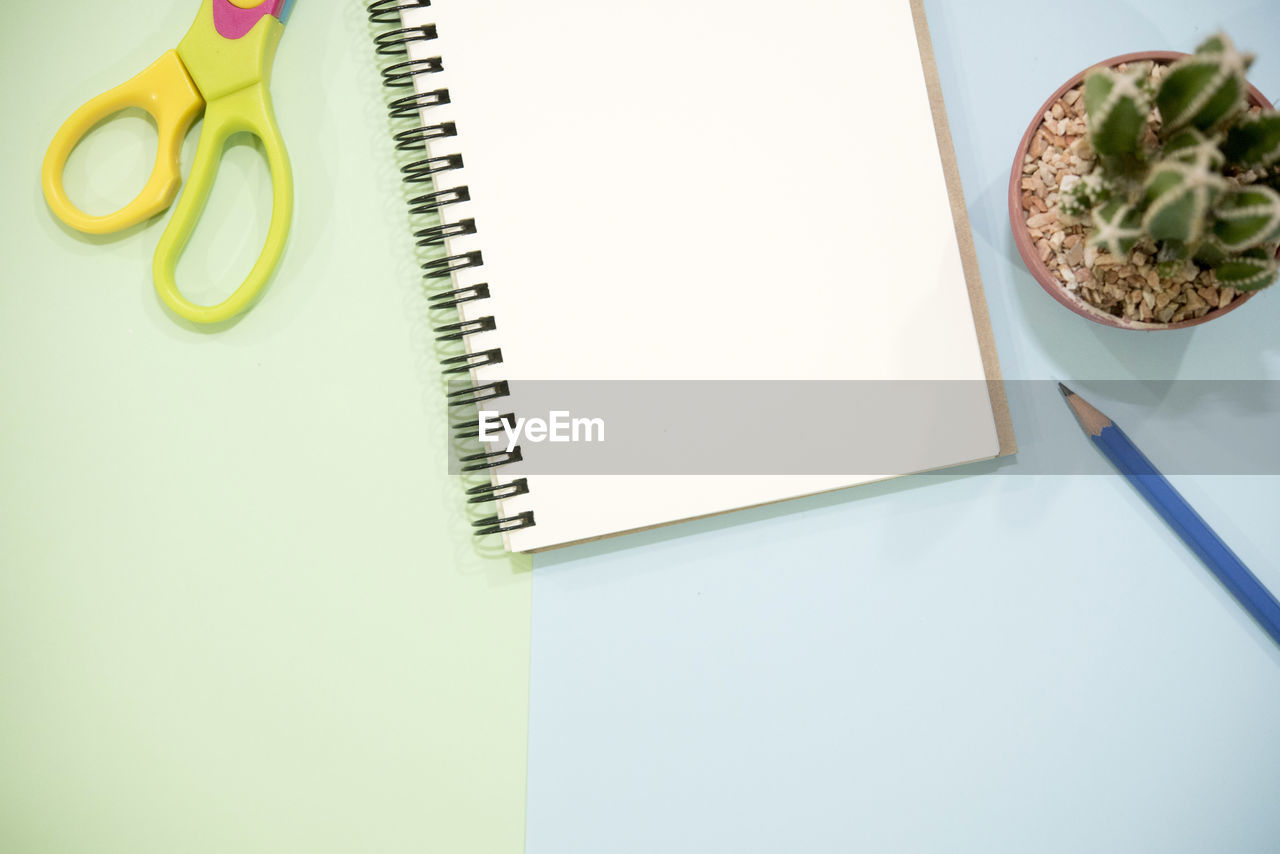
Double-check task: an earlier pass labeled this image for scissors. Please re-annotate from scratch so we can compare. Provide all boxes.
[42,0,297,325]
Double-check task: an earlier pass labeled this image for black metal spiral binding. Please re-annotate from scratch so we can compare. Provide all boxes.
[421,251,483,278]
[369,0,535,538]
[441,348,503,373]
[367,0,430,25]
[434,315,496,341]
[374,25,437,56]
[466,477,529,503]
[409,187,469,215]
[458,447,523,472]
[401,153,463,183]
[415,218,476,247]
[388,89,450,119]
[452,412,514,439]
[381,56,444,88]
[447,380,510,407]
[427,282,488,308]
[473,511,536,536]
[394,122,457,150]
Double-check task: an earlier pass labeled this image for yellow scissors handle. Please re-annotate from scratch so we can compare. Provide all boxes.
[152,84,293,324]
[41,50,204,235]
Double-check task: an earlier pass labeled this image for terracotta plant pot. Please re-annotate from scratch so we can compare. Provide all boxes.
[1009,51,1273,330]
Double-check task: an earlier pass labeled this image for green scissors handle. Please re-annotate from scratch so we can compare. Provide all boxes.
[155,83,292,323]
[42,0,295,325]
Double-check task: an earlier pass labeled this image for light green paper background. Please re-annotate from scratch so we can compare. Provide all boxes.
[0,3,532,853]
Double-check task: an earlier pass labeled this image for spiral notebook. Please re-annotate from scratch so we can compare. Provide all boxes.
[368,0,1015,552]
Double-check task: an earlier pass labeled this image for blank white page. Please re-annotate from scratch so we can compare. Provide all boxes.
[401,0,1004,551]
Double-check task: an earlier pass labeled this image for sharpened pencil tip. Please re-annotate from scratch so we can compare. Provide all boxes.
[1058,384,1111,435]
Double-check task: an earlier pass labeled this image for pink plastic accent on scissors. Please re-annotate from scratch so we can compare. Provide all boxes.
[212,0,286,39]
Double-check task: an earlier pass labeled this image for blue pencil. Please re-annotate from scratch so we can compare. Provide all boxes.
[1059,383,1280,648]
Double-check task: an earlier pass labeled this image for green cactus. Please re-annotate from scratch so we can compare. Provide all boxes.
[1059,173,1113,219]
[1156,33,1254,134]
[1163,127,1224,169]
[1142,152,1227,244]
[1153,240,1196,279]
[1212,185,1280,252]
[1192,232,1231,267]
[1262,166,1280,196]
[1212,246,1279,291]
[1089,200,1144,257]
[1083,64,1151,156]
[1222,110,1280,168]
[1050,30,1279,312]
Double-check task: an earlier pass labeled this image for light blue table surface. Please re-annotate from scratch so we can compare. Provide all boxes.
[526,2,1280,852]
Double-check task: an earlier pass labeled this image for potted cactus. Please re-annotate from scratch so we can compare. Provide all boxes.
[1010,34,1280,328]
